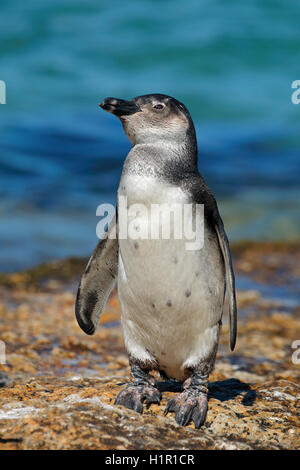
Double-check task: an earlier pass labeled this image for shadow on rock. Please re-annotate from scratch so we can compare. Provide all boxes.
[209,378,256,405]
[0,372,9,388]
[157,377,256,407]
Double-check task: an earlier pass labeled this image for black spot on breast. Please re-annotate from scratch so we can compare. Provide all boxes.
[195,272,200,278]
[134,242,139,249]
[185,289,191,298]
[166,300,172,307]
[152,302,156,308]
[171,256,178,264]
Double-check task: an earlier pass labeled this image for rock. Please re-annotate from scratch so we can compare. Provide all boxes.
[0,242,299,449]
[0,373,9,388]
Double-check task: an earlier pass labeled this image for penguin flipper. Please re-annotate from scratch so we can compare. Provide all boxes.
[184,174,237,350]
[214,220,237,351]
[75,222,118,335]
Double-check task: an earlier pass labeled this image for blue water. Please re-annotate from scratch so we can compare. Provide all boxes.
[0,0,300,271]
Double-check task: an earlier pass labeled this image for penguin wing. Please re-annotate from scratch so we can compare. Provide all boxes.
[186,175,237,350]
[214,217,237,351]
[75,221,118,335]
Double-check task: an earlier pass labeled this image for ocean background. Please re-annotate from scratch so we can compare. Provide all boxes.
[0,0,299,272]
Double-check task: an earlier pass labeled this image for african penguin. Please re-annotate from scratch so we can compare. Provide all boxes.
[75,94,237,428]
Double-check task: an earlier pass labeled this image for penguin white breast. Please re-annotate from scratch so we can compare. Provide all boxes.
[117,173,225,380]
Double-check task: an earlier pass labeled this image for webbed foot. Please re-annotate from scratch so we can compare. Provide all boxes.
[164,373,208,428]
[164,388,208,428]
[115,383,161,413]
[114,357,161,413]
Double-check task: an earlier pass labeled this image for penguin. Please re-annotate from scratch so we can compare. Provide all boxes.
[75,94,237,428]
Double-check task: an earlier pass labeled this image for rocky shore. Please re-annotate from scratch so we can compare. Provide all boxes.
[0,242,299,450]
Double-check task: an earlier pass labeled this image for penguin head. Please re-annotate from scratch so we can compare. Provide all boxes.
[99,94,196,148]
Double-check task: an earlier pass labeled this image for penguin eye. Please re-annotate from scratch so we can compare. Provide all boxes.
[153,103,165,110]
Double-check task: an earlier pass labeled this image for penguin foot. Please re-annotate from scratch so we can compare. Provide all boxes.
[115,383,161,414]
[164,388,208,428]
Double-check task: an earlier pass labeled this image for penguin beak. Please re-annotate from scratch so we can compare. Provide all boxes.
[99,97,140,116]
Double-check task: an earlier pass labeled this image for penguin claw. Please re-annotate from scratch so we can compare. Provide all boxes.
[115,384,143,413]
[191,396,208,428]
[144,389,161,407]
[165,391,208,428]
[114,383,161,413]
[163,395,179,414]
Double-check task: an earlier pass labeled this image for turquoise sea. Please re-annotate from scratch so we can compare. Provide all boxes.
[0,0,300,271]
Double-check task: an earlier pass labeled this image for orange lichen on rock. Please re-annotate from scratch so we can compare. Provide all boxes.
[0,243,299,449]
